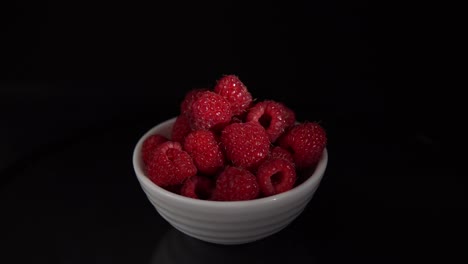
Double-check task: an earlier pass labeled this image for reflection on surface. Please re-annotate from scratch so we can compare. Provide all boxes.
[150,227,319,264]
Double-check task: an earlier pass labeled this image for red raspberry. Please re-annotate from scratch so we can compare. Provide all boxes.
[214,75,253,116]
[141,134,168,165]
[270,146,294,164]
[183,130,225,175]
[189,91,233,131]
[221,122,270,170]
[278,122,327,169]
[180,175,215,200]
[257,158,296,197]
[180,88,207,115]
[146,141,197,187]
[171,115,192,143]
[212,166,259,201]
[246,100,296,142]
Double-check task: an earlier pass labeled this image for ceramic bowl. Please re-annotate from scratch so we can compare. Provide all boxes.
[133,117,328,245]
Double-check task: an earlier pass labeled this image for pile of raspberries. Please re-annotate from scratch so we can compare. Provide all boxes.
[142,75,327,201]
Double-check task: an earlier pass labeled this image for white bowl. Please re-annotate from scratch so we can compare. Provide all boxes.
[133,117,328,245]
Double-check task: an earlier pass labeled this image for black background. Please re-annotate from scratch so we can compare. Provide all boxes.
[1,1,465,263]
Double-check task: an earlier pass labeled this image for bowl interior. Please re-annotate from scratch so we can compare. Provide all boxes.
[132,117,328,208]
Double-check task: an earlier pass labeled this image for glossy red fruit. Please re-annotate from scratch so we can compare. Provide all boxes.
[246,100,296,142]
[189,91,233,131]
[257,158,296,196]
[214,75,253,116]
[180,88,207,115]
[146,141,197,187]
[212,166,259,201]
[278,122,327,169]
[221,122,270,171]
[183,130,225,175]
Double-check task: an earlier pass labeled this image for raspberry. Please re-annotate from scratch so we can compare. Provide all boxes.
[180,175,215,199]
[214,75,253,116]
[171,115,192,143]
[221,122,270,170]
[141,134,168,165]
[146,141,197,187]
[212,166,259,201]
[183,130,225,175]
[141,75,330,201]
[180,88,207,115]
[270,146,294,164]
[257,158,296,197]
[189,91,233,131]
[246,100,296,142]
[278,122,327,169]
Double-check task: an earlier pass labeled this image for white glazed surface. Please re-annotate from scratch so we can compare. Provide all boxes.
[133,117,328,245]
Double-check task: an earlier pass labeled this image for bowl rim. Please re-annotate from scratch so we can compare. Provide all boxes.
[133,117,328,208]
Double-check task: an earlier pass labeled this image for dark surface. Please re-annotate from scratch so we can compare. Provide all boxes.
[1,1,465,263]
